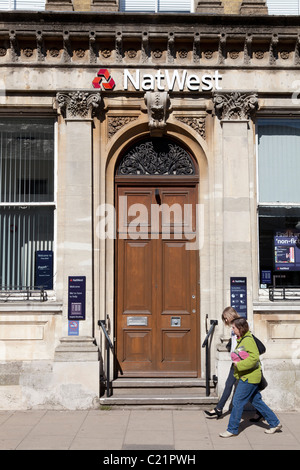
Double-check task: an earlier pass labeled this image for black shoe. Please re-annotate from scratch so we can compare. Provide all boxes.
[249,411,263,423]
[204,408,222,419]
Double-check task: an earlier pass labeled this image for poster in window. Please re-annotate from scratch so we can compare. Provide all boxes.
[274,235,300,271]
[35,251,53,290]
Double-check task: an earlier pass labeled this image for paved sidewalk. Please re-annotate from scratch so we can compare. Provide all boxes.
[0,408,298,451]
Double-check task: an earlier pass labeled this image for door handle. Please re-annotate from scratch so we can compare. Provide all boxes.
[155,188,161,205]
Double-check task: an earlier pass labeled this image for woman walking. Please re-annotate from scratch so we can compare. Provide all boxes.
[219,317,282,438]
[205,306,239,419]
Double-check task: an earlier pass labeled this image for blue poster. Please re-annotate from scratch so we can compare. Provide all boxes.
[35,251,53,290]
[68,276,86,320]
[274,236,300,271]
[230,277,247,319]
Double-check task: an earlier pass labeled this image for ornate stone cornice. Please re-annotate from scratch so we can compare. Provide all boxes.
[56,91,102,119]
[213,92,258,121]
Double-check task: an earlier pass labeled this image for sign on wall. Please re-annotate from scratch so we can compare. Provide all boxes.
[92,68,223,92]
[68,276,86,320]
[230,277,247,319]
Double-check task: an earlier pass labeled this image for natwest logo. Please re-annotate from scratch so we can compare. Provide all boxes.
[92,69,116,90]
[124,69,222,92]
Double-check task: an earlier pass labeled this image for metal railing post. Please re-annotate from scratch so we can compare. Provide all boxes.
[202,319,218,397]
[98,320,114,398]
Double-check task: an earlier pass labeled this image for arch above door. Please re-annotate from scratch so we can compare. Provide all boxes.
[114,135,200,377]
[116,137,197,177]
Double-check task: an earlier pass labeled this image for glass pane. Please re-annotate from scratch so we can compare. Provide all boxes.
[0,206,54,290]
[0,118,54,203]
[158,0,191,12]
[259,206,300,287]
[257,119,300,204]
[119,0,155,12]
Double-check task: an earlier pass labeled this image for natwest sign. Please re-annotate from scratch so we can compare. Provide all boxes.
[124,69,222,92]
[92,68,222,92]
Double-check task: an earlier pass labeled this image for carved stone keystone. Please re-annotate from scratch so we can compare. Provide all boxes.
[145,91,171,137]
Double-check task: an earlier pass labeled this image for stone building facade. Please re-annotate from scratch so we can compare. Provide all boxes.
[0,1,299,410]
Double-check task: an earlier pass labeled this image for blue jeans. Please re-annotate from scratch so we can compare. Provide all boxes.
[217,364,236,411]
[227,379,280,435]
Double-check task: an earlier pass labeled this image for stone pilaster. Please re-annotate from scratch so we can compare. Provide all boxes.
[55,90,101,341]
[52,90,101,407]
[213,92,258,323]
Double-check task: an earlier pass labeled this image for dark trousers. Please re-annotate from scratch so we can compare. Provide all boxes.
[217,364,236,411]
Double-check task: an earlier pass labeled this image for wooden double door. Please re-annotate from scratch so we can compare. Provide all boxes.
[115,181,200,377]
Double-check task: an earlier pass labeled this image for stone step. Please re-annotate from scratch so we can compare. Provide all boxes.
[100,394,219,407]
[100,378,219,407]
[111,378,215,396]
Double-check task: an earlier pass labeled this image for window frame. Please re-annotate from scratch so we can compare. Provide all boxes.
[256,116,300,295]
[0,116,57,297]
[119,0,194,13]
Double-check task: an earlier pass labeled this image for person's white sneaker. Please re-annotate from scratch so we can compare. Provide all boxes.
[264,424,282,434]
[219,431,236,438]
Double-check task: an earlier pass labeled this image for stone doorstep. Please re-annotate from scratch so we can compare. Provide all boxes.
[100,378,218,406]
[100,395,219,406]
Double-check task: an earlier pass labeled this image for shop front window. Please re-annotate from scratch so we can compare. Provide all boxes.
[257,119,300,295]
[0,118,54,293]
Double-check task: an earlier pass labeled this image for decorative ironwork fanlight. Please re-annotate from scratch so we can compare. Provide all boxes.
[117,138,195,176]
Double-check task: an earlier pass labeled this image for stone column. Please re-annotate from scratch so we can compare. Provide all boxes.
[196,0,224,13]
[213,91,258,313]
[213,92,258,408]
[52,91,101,408]
[240,0,268,14]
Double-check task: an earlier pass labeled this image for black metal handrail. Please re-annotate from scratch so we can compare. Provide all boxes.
[202,318,218,397]
[98,320,114,398]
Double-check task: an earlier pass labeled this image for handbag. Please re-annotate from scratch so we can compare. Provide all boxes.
[258,373,268,391]
[252,334,266,355]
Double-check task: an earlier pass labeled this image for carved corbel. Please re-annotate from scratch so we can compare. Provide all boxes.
[213,92,258,121]
[56,91,102,119]
[145,91,171,137]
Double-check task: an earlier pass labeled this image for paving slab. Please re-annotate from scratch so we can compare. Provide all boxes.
[0,409,298,452]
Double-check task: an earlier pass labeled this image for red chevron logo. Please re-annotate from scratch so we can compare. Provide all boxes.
[92,69,116,90]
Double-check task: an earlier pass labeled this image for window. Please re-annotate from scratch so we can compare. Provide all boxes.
[119,0,192,13]
[257,119,300,290]
[266,0,300,15]
[0,0,45,10]
[0,118,55,291]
